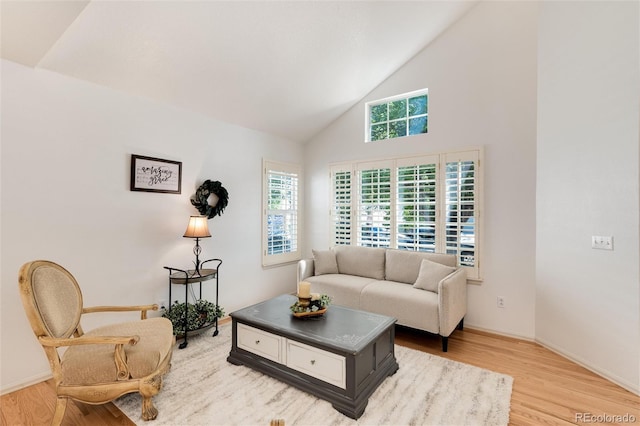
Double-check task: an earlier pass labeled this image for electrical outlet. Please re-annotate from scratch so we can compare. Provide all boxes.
[497,296,505,308]
[592,235,613,250]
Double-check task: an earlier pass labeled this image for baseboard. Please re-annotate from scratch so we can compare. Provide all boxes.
[463,323,535,342]
[535,336,640,396]
[1,371,52,396]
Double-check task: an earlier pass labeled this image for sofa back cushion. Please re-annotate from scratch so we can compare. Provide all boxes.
[385,249,457,284]
[312,249,339,275]
[333,246,386,280]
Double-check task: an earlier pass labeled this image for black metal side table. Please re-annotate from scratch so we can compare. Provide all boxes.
[164,258,222,349]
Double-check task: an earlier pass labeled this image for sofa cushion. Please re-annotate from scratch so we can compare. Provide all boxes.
[413,259,456,293]
[385,249,457,284]
[333,245,385,280]
[305,274,375,310]
[360,280,439,333]
[312,249,339,275]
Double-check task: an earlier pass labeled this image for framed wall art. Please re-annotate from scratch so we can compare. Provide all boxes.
[130,154,182,194]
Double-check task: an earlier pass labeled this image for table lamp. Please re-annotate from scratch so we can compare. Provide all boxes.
[183,215,211,273]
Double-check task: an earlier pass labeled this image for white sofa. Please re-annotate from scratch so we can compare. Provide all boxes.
[297,245,467,352]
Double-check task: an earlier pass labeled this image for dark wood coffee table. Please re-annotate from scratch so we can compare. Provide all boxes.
[227,294,398,419]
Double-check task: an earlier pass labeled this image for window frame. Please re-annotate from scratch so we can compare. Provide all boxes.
[329,148,483,281]
[262,159,302,267]
[365,89,429,143]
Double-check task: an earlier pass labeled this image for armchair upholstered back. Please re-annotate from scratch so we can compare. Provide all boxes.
[25,263,83,339]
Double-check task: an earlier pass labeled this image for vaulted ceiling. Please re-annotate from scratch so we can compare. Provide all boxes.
[1,1,478,142]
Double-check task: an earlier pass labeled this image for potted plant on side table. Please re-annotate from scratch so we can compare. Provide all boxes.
[162,299,225,337]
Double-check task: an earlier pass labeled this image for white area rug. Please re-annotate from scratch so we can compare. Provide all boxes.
[115,324,512,426]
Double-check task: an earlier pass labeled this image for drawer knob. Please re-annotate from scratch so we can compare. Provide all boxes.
[255,340,260,345]
[310,360,316,365]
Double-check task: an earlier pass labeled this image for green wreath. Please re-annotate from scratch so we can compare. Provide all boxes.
[191,180,229,219]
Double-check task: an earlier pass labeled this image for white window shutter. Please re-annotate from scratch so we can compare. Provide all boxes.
[263,160,302,266]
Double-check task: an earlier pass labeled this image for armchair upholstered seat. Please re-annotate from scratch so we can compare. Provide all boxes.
[18,260,175,425]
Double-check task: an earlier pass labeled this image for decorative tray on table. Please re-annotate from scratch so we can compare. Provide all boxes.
[290,294,332,319]
[292,307,327,318]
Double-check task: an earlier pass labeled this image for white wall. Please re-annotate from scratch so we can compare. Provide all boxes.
[0,60,302,392]
[536,1,640,393]
[304,1,539,339]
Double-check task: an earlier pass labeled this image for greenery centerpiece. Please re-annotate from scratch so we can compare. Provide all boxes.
[162,299,224,336]
[290,293,332,315]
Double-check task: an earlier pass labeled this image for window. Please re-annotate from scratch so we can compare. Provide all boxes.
[329,148,482,280]
[330,167,352,246]
[366,89,428,142]
[357,163,391,247]
[263,160,301,266]
[396,155,438,252]
[443,152,477,269]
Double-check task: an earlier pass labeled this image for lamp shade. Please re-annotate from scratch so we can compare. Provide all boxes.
[183,216,211,238]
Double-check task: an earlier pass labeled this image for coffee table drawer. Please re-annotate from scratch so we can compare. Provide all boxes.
[237,323,283,363]
[286,340,346,389]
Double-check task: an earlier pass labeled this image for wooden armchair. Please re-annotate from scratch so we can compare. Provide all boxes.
[18,260,175,425]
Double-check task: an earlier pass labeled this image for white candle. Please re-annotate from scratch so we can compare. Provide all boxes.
[298,281,311,298]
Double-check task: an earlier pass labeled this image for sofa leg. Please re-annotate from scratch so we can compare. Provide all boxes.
[457,318,464,331]
[441,336,448,352]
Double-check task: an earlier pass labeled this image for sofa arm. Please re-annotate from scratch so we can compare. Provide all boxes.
[297,258,315,283]
[437,268,468,337]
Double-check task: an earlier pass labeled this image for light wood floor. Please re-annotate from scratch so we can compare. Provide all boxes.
[2,321,638,426]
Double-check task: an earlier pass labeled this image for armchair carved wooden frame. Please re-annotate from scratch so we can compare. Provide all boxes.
[18,260,175,425]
